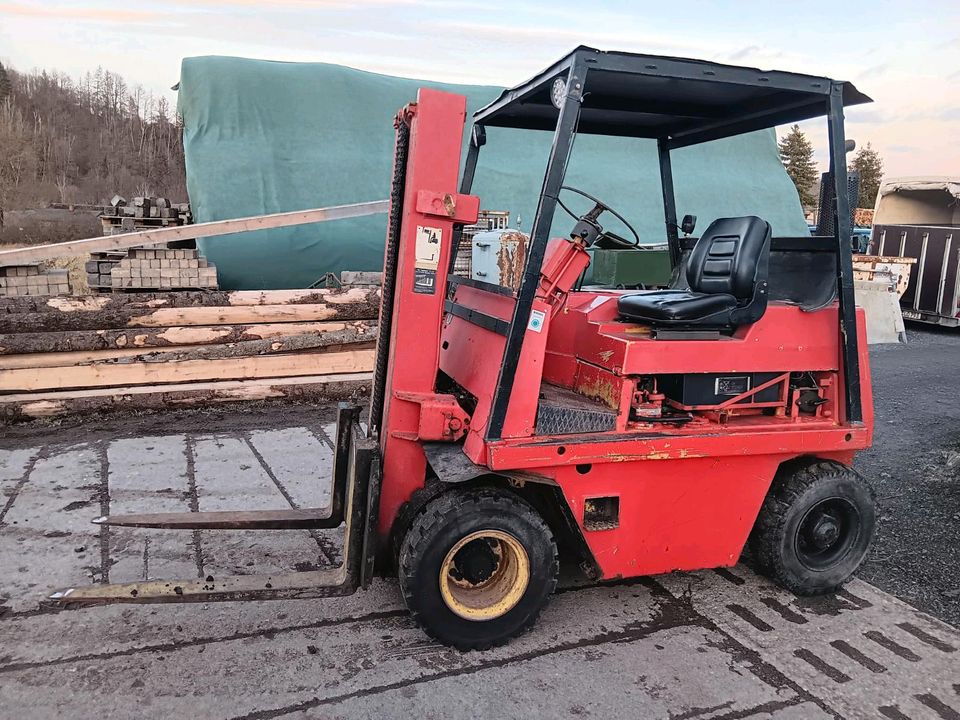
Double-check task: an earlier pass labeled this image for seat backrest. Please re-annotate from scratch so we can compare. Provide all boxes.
[686,216,771,300]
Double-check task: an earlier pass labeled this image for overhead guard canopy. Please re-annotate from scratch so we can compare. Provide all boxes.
[473,46,872,148]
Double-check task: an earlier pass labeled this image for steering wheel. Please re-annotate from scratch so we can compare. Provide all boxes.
[556,185,640,249]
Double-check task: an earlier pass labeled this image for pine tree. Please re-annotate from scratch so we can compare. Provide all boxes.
[850,142,883,209]
[778,124,818,208]
[0,62,11,104]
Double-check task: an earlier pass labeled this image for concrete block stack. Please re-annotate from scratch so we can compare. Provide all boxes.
[109,248,218,291]
[85,252,128,291]
[0,265,71,297]
[99,196,193,236]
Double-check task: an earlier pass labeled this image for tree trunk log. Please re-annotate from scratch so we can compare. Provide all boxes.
[0,287,380,314]
[0,320,375,355]
[108,327,377,364]
[0,373,371,424]
[0,299,380,333]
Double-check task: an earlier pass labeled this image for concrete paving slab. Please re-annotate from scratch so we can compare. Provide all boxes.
[317,625,821,720]
[657,567,960,720]
[107,435,196,583]
[0,581,773,720]
[0,446,102,611]
[247,427,334,512]
[0,447,35,491]
[192,435,322,577]
[0,420,957,720]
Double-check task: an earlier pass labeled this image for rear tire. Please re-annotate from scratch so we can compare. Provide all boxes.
[399,487,558,650]
[749,459,876,595]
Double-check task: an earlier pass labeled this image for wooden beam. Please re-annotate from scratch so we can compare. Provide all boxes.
[0,200,390,265]
[0,373,372,422]
[0,347,376,392]
[110,327,378,364]
[0,345,199,370]
[0,287,380,314]
[0,326,377,369]
[0,301,380,333]
[0,320,375,355]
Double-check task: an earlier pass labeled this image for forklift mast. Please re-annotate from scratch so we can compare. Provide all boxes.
[368,90,480,535]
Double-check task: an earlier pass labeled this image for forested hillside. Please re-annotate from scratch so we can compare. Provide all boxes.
[0,62,186,212]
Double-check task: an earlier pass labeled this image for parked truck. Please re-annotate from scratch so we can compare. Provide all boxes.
[869,176,960,327]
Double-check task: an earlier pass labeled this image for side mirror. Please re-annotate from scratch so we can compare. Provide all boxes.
[681,214,697,235]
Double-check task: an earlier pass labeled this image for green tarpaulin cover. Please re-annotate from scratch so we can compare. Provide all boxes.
[177,57,808,290]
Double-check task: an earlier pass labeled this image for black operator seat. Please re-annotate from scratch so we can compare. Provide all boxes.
[617,216,771,328]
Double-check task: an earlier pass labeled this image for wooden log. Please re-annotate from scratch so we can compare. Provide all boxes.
[0,200,390,265]
[109,326,378,364]
[0,373,372,423]
[0,326,378,369]
[0,347,376,392]
[0,299,380,333]
[0,320,376,354]
[0,345,199,370]
[0,287,381,314]
[0,320,374,355]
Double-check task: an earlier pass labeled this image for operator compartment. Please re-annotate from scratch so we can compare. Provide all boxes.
[541,227,864,436]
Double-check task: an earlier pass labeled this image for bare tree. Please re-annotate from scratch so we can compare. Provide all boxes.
[0,63,186,208]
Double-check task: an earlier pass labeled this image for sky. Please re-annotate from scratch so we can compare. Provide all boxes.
[0,0,958,176]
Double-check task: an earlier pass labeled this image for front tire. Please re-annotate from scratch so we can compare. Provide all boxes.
[749,459,876,595]
[398,487,558,650]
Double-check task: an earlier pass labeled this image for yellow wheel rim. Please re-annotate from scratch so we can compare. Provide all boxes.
[439,530,530,622]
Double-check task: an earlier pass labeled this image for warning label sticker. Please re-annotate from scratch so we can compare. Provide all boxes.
[413,226,442,295]
[415,226,442,270]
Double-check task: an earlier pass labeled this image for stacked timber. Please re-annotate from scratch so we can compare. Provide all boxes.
[0,287,380,422]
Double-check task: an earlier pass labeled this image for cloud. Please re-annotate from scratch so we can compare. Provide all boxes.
[727,45,762,61]
[846,109,888,124]
[935,106,960,121]
[856,63,889,80]
[166,0,476,8]
[0,2,159,22]
[887,145,917,154]
[421,19,723,58]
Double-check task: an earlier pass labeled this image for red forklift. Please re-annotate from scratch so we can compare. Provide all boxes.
[51,47,877,651]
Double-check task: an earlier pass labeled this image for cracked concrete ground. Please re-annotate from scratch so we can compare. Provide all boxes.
[0,327,958,720]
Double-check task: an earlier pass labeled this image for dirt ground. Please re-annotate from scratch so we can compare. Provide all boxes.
[0,208,102,247]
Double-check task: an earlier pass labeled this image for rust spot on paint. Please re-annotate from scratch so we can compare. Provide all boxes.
[576,376,620,409]
[443,193,457,217]
[496,231,529,291]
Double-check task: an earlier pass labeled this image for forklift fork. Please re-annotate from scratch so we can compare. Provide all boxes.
[47,404,381,606]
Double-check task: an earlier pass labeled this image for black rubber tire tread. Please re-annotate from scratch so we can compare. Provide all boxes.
[399,487,559,651]
[749,459,876,596]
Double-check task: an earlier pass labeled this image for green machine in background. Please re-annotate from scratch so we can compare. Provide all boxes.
[591,246,673,288]
[590,216,698,288]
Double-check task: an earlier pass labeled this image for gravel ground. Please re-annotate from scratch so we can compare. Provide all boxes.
[854,323,960,628]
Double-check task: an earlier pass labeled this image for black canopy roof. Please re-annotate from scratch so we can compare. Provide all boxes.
[473,46,871,148]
